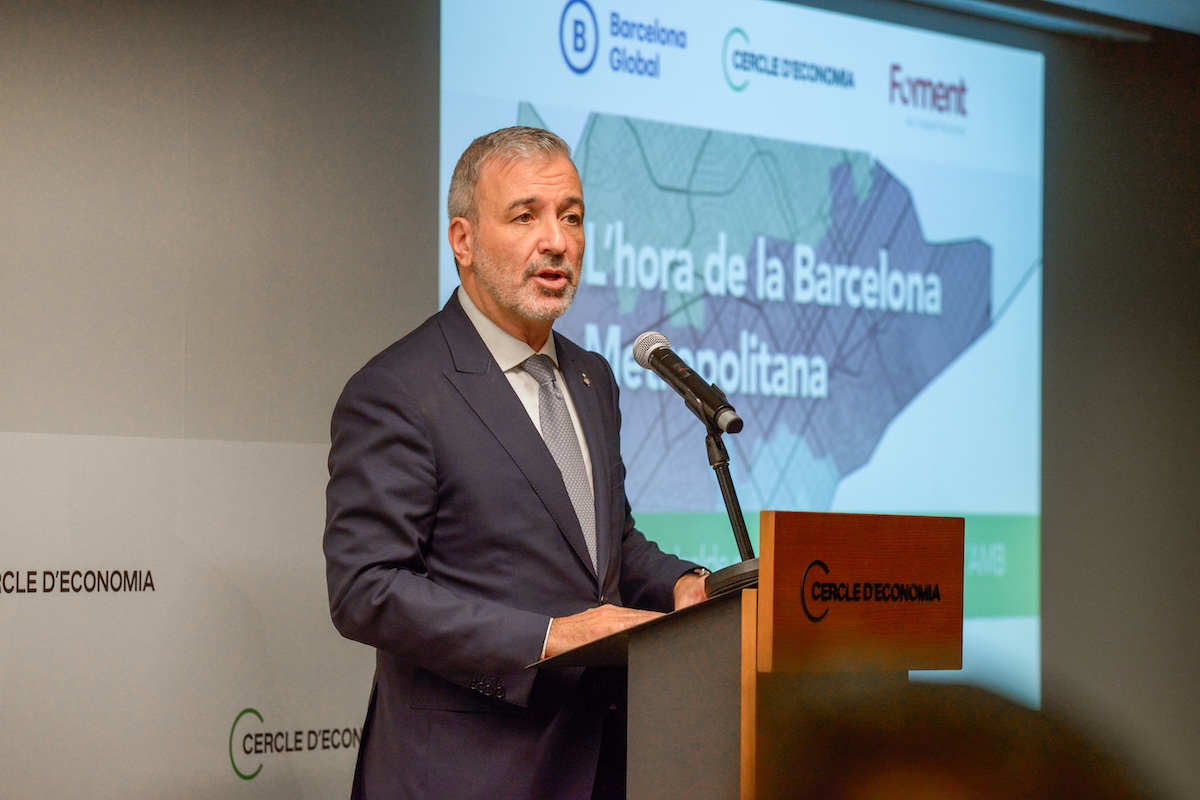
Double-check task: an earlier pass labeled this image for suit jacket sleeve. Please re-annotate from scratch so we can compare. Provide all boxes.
[323,362,549,707]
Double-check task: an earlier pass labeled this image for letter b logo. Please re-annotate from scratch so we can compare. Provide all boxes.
[560,0,598,74]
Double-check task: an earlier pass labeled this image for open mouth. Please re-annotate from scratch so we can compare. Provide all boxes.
[529,264,574,292]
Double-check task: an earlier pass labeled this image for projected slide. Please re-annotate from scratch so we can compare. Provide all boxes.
[558,111,992,514]
[441,0,1042,705]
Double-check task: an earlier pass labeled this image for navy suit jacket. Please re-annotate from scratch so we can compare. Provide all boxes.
[324,292,696,799]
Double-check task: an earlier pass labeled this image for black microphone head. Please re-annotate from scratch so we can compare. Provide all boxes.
[633,331,670,368]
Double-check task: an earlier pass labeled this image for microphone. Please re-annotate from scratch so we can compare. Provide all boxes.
[633,332,743,434]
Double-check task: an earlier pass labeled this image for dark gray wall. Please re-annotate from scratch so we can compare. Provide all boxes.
[0,2,438,442]
[1,0,1196,796]
[1041,25,1200,800]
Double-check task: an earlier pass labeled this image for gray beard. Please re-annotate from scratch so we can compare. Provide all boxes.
[473,252,578,322]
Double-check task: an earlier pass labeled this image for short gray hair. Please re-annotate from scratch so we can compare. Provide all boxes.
[447,126,573,224]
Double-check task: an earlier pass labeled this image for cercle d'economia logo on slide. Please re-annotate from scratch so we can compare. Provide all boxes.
[721,27,856,93]
[559,0,688,79]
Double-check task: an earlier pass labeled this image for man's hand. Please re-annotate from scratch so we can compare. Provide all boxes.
[544,605,661,659]
[673,571,708,611]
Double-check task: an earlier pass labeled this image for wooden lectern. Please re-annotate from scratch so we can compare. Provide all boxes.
[540,511,964,800]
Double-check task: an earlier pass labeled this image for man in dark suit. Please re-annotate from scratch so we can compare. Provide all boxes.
[324,126,707,799]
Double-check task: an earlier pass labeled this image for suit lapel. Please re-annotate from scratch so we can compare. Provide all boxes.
[437,294,598,580]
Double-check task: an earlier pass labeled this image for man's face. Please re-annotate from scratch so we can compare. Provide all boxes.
[454,154,585,344]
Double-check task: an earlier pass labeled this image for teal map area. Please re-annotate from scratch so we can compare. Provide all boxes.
[525,108,992,513]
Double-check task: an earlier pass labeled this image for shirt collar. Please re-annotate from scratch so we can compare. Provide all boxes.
[456,285,559,371]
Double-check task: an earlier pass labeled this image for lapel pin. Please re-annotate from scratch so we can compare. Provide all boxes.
[582,373,591,387]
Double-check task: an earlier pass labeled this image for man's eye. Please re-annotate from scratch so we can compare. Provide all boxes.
[516,212,534,222]
[563,213,581,225]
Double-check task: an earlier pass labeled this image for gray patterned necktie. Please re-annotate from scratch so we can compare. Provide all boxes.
[522,354,597,569]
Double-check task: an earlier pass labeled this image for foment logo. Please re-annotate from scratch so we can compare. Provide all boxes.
[560,0,599,74]
[889,63,968,116]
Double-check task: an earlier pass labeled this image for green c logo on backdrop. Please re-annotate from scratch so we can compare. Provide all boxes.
[229,708,264,781]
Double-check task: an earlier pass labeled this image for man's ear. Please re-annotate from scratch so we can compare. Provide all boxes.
[448,217,474,270]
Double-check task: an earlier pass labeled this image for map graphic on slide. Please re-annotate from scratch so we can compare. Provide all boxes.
[522,107,993,514]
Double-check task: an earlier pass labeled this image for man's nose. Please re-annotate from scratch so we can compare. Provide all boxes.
[538,217,568,254]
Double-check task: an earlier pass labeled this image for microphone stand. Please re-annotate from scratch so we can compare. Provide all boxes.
[703,422,760,598]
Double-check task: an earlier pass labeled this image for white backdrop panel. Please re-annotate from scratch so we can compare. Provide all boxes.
[0,433,374,799]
